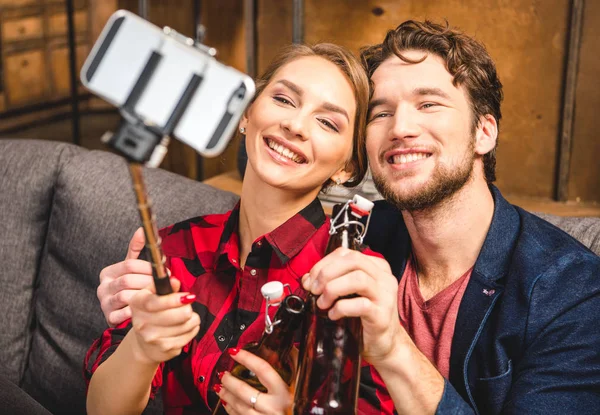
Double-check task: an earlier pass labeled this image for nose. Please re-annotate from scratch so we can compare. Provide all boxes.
[389,105,420,141]
[281,113,309,141]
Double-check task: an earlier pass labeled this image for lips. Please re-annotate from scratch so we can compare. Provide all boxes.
[263,136,308,164]
[383,148,432,165]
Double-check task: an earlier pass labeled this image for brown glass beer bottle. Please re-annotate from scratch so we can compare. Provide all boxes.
[293,196,374,415]
[212,282,304,414]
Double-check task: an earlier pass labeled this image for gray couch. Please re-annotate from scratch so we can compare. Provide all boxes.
[0,139,598,414]
[0,139,238,414]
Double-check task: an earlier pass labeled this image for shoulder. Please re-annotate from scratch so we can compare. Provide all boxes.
[158,211,232,259]
[503,208,600,330]
[511,208,600,279]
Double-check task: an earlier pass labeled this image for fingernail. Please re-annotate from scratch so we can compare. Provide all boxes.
[180,294,196,304]
[227,347,240,356]
[212,383,222,393]
[310,280,319,293]
[217,371,225,381]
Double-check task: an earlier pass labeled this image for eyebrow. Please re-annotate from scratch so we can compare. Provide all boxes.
[368,87,452,112]
[275,79,349,122]
[413,87,451,100]
[275,79,302,96]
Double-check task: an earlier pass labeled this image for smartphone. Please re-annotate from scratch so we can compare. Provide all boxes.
[80,9,255,157]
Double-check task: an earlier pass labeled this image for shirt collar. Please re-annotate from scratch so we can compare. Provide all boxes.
[216,198,327,266]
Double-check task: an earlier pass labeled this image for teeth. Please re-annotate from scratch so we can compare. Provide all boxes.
[391,152,429,164]
[267,139,304,163]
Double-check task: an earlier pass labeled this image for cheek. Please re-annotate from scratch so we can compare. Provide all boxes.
[319,138,352,169]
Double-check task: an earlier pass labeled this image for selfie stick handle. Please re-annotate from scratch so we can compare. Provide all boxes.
[128,162,173,295]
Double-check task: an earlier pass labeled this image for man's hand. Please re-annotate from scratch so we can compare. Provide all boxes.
[97,227,155,327]
[304,248,444,414]
[302,248,403,364]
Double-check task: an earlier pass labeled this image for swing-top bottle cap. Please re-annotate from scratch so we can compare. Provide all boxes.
[261,281,284,301]
[350,195,374,217]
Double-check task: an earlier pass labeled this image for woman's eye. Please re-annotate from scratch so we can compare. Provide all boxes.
[319,119,339,132]
[273,96,293,106]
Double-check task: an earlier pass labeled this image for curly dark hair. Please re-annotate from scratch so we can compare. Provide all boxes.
[361,20,503,183]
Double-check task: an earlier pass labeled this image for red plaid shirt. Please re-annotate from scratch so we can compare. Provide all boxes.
[84,199,394,414]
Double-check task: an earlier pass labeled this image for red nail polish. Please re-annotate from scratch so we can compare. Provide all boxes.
[212,383,222,393]
[180,294,196,304]
[217,371,225,381]
[227,347,240,356]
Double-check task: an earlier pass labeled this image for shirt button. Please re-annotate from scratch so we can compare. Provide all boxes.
[232,259,237,264]
[198,375,205,383]
[250,269,257,276]
[240,324,246,330]
[256,240,262,247]
[218,335,226,342]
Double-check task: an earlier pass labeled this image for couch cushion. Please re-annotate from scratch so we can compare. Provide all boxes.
[0,139,81,384]
[18,143,238,414]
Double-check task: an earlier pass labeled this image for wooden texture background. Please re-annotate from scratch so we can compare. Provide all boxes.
[116,0,598,205]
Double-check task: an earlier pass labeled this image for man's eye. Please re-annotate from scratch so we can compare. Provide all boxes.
[319,119,339,132]
[369,113,390,122]
[273,96,293,105]
[421,103,437,109]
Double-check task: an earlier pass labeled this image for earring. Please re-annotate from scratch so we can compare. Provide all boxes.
[335,178,342,185]
[239,127,246,134]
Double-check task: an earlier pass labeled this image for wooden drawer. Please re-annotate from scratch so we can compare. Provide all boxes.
[1,16,43,42]
[50,44,89,96]
[48,10,89,36]
[4,50,48,105]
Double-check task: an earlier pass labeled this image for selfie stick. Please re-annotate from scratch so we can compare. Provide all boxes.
[101,27,216,295]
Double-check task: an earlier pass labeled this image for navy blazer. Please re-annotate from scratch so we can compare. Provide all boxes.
[364,186,600,414]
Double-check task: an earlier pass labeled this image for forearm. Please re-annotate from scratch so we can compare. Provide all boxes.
[372,335,445,415]
[87,332,159,415]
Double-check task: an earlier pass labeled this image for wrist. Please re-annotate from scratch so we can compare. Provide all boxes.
[124,331,161,368]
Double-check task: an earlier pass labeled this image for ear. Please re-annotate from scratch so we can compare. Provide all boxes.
[474,114,498,156]
[330,168,354,185]
[238,113,248,131]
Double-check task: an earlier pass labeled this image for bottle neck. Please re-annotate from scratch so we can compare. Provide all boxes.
[325,207,362,255]
[258,295,304,356]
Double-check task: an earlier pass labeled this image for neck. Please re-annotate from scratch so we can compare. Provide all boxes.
[402,176,494,300]
[237,169,321,268]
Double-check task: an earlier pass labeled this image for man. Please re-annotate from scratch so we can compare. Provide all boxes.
[97,20,600,414]
[305,20,600,414]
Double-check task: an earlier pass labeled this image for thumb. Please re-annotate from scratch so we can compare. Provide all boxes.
[126,227,146,260]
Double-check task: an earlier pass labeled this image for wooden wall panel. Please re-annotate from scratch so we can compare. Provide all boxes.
[568,0,600,203]
[282,0,569,199]
[200,0,245,180]
[257,0,293,74]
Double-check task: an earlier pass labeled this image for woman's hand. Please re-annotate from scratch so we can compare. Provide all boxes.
[216,349,294,415]
[97,227,155,327]
[129,278,200,365]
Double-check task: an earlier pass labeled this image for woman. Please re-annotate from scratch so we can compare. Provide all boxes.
[85,43,390,415]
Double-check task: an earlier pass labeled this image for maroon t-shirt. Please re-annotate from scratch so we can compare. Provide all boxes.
[397,257,472,378]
